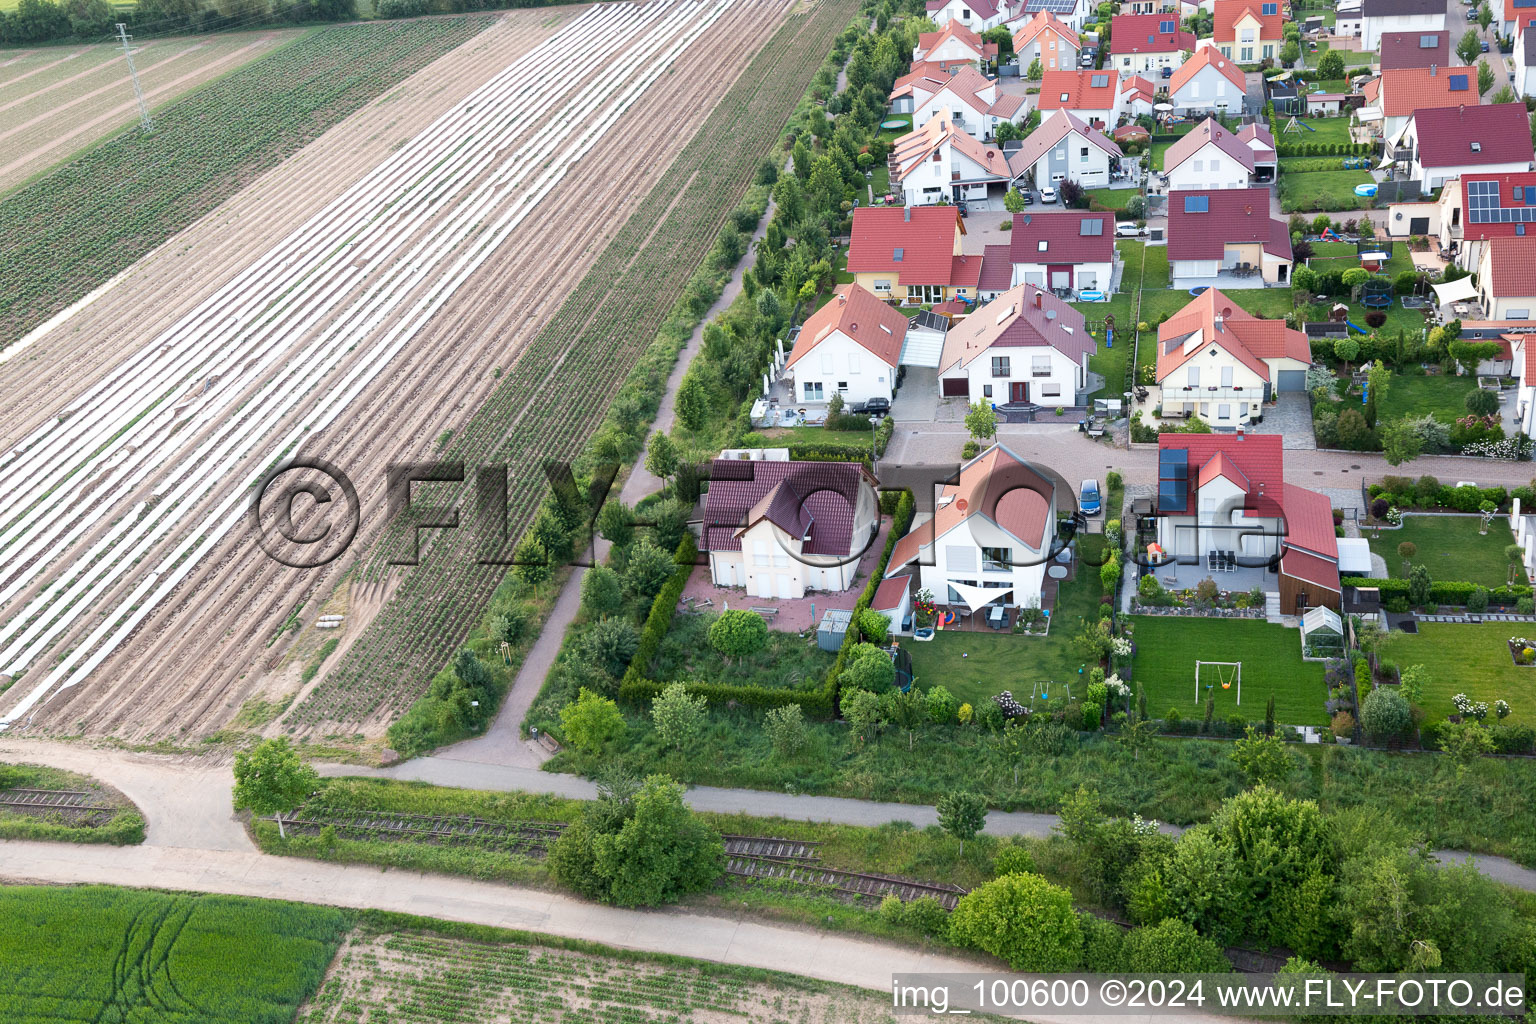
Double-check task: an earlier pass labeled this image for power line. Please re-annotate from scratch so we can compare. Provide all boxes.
[115,23,154,132]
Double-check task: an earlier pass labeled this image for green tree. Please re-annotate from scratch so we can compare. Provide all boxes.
[582,616,638,677]
[889,687,926,750]
[1280,39,1299,65]
[965,400,996,443]
[644,432,678,490]
[926,684,959,724]
[550,775,723,907]
[675,373,709,432]
[1316,49,1345,79]
[792,139,813,180]
[1440,720,1495,774]
[841,686,885,743]
[708,609,769,664]
[936,791,988,856]
[651,682,707,751]
[1491,84,1517,105]
[1123,918,1230,971]
[1333,336,1359,373]
[1026,57,1043,80]
[1477,56,1495,94]
[1209,786,1338,952]
[624,537,676,601]
[1408,563,1432,607]
[764,703,807,757]
[232,738,318,840]
[1231,727,1297,789]
[843,642,897,692]
[949,873,1084,971]
[857,607,891,644]
[807,156,846,214]
[1465,387,1500,416]
[1380,418,1423,466]
[580,565,623,617]
[596,501,634,547]
[513,536,550,591]
[1359,687,1412,744]
[772,173,803,223]
[1004,187,1028,214]
[559,688,627,755]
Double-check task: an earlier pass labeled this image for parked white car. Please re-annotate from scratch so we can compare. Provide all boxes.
[1039,186,1058,204]
[1115,222,1142,237]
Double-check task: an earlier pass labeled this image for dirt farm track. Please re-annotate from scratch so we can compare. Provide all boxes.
[0,0,810,740]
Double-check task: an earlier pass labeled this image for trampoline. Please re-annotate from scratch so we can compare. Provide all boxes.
[881,119,908,129]
[1361,278,1393,309]
[1188,286,1209,296]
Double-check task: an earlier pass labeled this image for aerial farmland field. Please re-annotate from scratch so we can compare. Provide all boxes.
[0,29,304,192]
[0,0,843,741]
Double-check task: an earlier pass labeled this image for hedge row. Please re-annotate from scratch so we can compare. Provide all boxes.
[827,490,917,710]
[620,534,699,692]
[1341,577,1533,603]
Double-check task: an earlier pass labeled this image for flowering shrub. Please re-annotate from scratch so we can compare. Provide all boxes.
[1452,692,1490,721]
[1130,814,1160,836]
[1104,674,1130,699]
[1383,506,1403,526]
[1109,636,1133,658]
[1495,699,1511,720]
[1463,436,1534,460]
[994,691,1027,718]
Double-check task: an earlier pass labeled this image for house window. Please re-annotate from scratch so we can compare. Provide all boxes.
[1032,355,1051,377]
[1221,365,1233,387]
[803,382,823,401]
[753,541,770,566]
[1055,147,1066,160]
[982,547,1011,571]
[1042,383,1062,397]
[1187,366,1200,387]
[946,580,979,603]
[1193,159,1204,172]
[983,384,993,398]
[1263,44,1273,58]
[837,381,849,391]
[1510,309,1532,319]
[1240,47,1253,61]
[991,355,1011,377]
[1080,146,1089,162]
[1218,404,1231,419]
[1240,28,1254,42]
[873,279,892,295]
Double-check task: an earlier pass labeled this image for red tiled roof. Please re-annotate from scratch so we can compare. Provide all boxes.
[1114,124,1152,142]
[1158,434,1285,519]
[1039,68,1120,113]
[1213,0,1282,44]
[1109,12,1196,54]
[1236,122,1275,156]
[1121,75,1156,105]
[1164,117,1256,174]
[917,21,997,62]
[891,115,1009,186]
[951,252,983,287]
[1008,209,1116,264]
[1169,47,1245,96]
[846,206,965,285]
[1005,110,1121,180]
[978,243,1014,291]
[1011,11,1079,51]
[1280,547,1342,595]
[786,284,909,371]
[1411,103,1536,169]
[938,282,1096,373]
[872,574,912,612]
[1280,483,1338,560]
[1166,188,1292,262]
[1378,30,1448,71]
[888,444,1057,569]
[1373,67,1474,117]
[890,64,954,101]
[1461,173,1536,241]
[927,0,1001,18]
[1199,450,1250,492]
[702,460,873,556]
[1155,287,1311,385]
[1482,236,1536,298]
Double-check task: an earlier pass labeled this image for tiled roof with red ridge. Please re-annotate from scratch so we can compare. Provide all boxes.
[1482,236,1536,298]
[1280,547,1342,594]
[891,115,1010,186]
[978,243,1014,291]
[1109,12,1196,54]
[1007,209,1116,264]
[917,21,999,62]
[702,460,872,556]
[926,0,1001,18]
[1214,0,1282,44]
[888,444,1057,570]
[1166,188,1292,262]
[937,282,1096,374]
[1169,47,1245,95]
[1155,287,1310,385]
[846,206,965,284]
[1157,434,1285,519]
[1004,110,1121,179]
[786,284,909,371]
[1011,11,1079,51]
[1164,117,1256,174]
[1281,483,1339,561]
[1373,67,1474,117]
[1378,30,1448,71]
[1411,103,1535,169]
[1038,68,1120,113]
[872,574,912,612]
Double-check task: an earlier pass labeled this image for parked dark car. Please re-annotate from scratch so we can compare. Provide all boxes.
[1481,40,1490,52]
[855,397,891,415]
[1161,65,1172,78]
[956,200,968,217]
[1020,189,1035,205]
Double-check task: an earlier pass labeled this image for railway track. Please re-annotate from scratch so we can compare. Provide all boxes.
[0,787,117,820]
[723,855,969,911]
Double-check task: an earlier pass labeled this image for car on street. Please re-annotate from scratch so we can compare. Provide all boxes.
[1079,479,1102,516]
[1481,40,1490,52]
[1039,186,1058,203]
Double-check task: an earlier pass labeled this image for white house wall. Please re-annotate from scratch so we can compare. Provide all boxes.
[917,512,1051,611]
[791,331,897,406]
[1165,143,1251,191]
[1172,67,1244,114]
[947,347,1087,406]
[1157,342,1269,423]
[1362,13,1444,51]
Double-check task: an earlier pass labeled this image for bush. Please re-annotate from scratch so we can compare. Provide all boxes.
[1364,311,1387,329]
[949,873,1083,971]
[1358,687,1411,744]
[1467,587,1490,613]
[993,844,1037,877]
[1079,913,1127,971]
[1122,918,1230,972]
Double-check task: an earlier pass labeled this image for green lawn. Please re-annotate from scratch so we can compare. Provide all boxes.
[1226,289,1296,319]
[1280,170,1376,212]
[1381,623,1536,726]
[1368,515,1522,588]
[1141,244,1170,290]
[1129,616,1329,725]
[1087,188,1140,214]
[653,609,837,688]
[1376,373,1478,425]
[1078,240,1143,399]
[907,534,1110,710]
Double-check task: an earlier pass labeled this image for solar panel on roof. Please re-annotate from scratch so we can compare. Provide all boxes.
[1183,195,1209,213]
[1091,74,1108,87]
[1080,218,1104,235]
[1449,74,1469,91]
[1158,480,1187,513]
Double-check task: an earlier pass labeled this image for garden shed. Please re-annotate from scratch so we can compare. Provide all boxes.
[817,608,853,652]
[1301,605,1343,652]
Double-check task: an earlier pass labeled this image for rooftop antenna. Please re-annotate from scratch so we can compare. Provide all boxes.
[116,24,152,132]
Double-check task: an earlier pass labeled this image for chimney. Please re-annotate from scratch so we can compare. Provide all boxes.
[1035,290,1043,308]
[904,206,912,222]
[1430,64,1437,76]
[1236,423,1245,438]
[838,292,847,305]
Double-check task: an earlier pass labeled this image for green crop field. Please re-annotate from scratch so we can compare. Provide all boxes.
[0,17,491,345]
[0,886,349,1022]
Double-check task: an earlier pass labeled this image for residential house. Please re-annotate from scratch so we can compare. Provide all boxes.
[1166,188,1293,286]
[846,206,983,305]
[1236,122,1277,180]
[1153,435,1341,614]
[1109,13,1196,74]
[1477,236,1536,319]
[926,0,1008,32]
[1038,68,1122,129]
[1004,109,1122,191]
[1440,171,1536,271]
[888,64,955,115]
[914,20,999,71]
[977,243,1014,301]
[1167,48,1248,116]
[1391,103,1536,191]
[1162,117,1257,191]
[784,284,908,408]
[1010,11,1080,73]
[1385,199,1441,240]
[1334,0,1363,37]
[1007,210,1118,295]
[700,455,879,599]
[935,282,1096,404]
[891,114,1011,206]
[886,443,1061,617]
[871,575,914,632]
[1153,287,1311,426]
[1211,0,1283,64]
[1503,0,1536,36]
[1120,75,1157,119]
[1377,30,1449,72]
[1517,16,1536,98]
[909,65,1027,142]
[1361,0,1445,52]
[1018,0,1094,32]
[1360,66,1476,142]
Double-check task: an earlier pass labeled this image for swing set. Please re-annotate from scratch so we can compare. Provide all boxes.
[1195,660,1242,705]
[1029,681,1070,705]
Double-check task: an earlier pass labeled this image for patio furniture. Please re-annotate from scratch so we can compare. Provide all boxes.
[988,605,1006,630]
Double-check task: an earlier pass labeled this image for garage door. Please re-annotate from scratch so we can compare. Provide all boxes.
[942,377,969,397]
[1276,369,1305,392]
[1409,217,1429,235]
